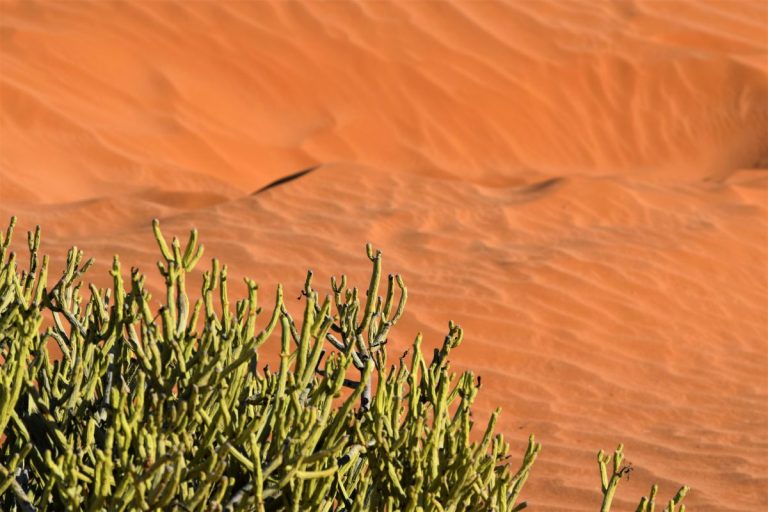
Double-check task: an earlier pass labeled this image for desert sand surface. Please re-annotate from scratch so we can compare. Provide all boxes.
[1,0,767,509]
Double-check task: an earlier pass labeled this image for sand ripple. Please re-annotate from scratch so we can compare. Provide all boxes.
[2,1,766,509]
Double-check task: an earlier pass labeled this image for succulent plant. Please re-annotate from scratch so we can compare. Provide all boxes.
[0,217,686,511]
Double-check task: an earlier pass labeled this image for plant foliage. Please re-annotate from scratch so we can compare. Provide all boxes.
[0,217,687,511]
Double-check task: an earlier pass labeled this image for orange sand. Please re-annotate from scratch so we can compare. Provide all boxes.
[1,1,767,509]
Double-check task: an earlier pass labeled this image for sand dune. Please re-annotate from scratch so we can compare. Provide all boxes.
[1,0,767,509]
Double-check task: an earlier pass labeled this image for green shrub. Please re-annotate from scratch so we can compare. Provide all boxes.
[0,217,687,511]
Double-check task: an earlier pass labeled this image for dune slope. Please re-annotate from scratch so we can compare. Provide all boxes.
[1,1,767,509]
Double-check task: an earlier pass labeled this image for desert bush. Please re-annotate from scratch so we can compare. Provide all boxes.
[597,444,688,512]
[0,217,686,511]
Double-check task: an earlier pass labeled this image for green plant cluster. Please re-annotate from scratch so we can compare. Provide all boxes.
[597,444,688,512]
[0,217,687,511]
